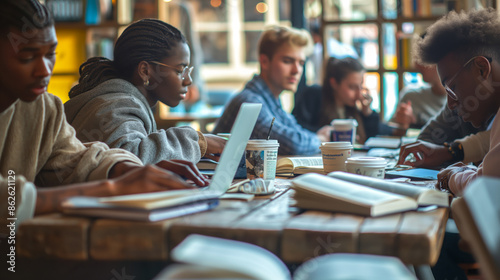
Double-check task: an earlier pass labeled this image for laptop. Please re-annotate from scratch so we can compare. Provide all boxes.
[60,103,262,221]
[205,102,262,195]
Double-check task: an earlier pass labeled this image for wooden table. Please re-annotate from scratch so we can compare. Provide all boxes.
[16,179,447,279]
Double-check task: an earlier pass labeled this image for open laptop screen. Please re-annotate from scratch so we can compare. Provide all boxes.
[207,103,262,195]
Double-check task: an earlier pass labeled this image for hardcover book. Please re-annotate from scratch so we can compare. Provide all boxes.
[291,173,419,217]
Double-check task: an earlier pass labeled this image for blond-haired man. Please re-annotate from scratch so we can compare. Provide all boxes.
[214,26,331,155]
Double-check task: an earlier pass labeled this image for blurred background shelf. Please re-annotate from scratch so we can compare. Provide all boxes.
[43,0,497,129]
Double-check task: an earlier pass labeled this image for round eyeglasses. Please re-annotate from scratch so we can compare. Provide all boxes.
[443,56,492,101]
[150,61,194,80]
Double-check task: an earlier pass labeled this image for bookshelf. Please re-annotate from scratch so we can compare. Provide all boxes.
[319,0,496,121]
[45,0,159,103]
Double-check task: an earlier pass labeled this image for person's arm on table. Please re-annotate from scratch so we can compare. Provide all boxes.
[438,115,500,197]
[36,164,193,215]
[398,129,490,168]
[436,162,477,197]
[455,130,490,164]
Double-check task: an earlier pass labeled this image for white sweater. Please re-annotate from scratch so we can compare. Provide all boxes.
[456,130,491,164]
[450,107,500,196]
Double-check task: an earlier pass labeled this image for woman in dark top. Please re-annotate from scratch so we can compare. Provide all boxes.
[293,57,382,144]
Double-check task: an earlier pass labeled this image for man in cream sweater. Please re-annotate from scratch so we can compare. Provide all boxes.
[0,0,207,237]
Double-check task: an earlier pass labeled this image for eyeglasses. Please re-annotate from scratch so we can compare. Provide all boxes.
[150,61,194,80]
[444,56,491,101]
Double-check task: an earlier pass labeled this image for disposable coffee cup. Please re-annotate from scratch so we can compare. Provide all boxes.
[320,142,353,173]
[345,157,387,178]
[331,119,358,145]
[245,139,280,181]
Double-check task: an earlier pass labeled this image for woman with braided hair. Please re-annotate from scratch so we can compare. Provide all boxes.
[64,19,226,166]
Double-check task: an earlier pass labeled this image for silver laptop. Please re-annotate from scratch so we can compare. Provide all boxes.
[206,103,262,195]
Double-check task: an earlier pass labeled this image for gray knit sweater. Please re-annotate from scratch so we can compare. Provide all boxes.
[64,79,203,164]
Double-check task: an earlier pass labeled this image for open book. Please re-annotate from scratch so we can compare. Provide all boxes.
[291,173,419,217]
[154,234,416,280]
[276,156,323,176]
[61,190,219,222]
[329,171,450,207]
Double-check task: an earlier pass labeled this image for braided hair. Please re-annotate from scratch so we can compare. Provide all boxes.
[69,18,186,98]
[0,0,53,37]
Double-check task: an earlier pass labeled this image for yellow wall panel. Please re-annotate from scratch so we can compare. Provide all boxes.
[48,75,79,103]
[53,29,86,74]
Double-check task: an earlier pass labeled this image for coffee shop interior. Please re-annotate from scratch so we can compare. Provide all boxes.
[45,0,468,128]
[3,0,500,280]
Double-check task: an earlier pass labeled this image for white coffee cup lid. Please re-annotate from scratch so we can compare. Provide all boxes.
[247,139,280,149]
[331,119,358,127]
[346,157,387,168]
[320,141,353,150]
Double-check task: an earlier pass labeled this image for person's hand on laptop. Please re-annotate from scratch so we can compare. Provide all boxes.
[203,134,227,161]
[156,159,210,187]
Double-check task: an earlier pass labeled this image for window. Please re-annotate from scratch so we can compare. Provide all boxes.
[161,0,291,84]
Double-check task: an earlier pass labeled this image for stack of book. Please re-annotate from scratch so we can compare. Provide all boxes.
[61,189,220,222]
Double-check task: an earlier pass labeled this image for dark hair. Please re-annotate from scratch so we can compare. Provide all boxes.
[319,56,366,140]
[321,57,365,107]
[69,18,186,97]
[415,8,500,65]
[0,0,53,36]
